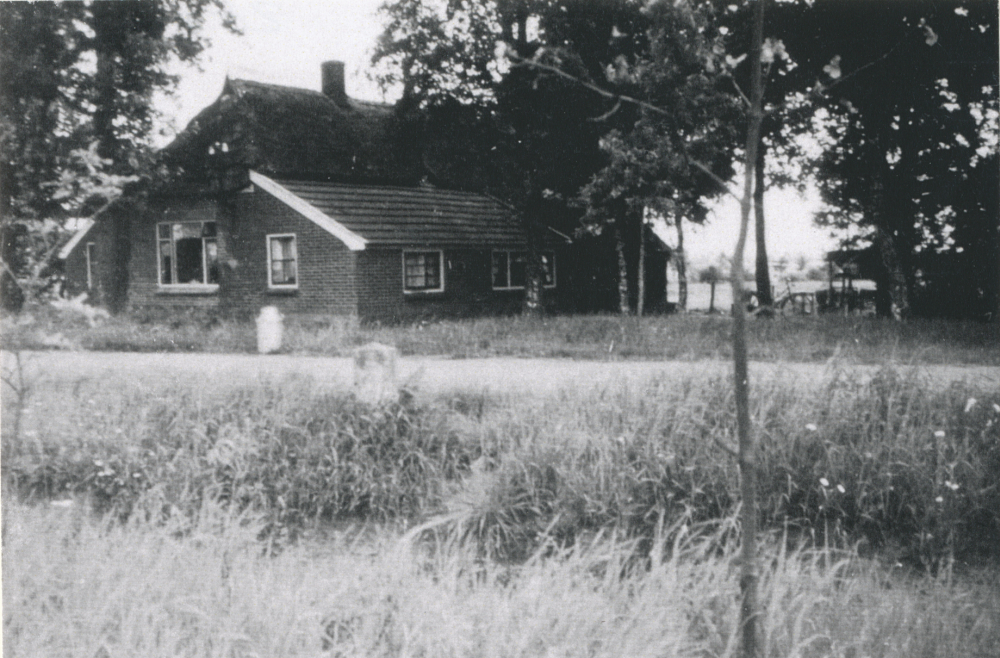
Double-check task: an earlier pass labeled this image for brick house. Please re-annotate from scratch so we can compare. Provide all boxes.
[61,61,666,320]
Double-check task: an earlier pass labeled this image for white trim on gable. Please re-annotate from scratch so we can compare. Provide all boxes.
[248,170,367,251]
[58,219,96,260]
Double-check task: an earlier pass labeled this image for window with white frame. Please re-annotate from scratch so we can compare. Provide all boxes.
[157,221,219,286]
[267,233,298,288]
[492,251,556,290]
[85,242,97,290]
[403,250,444,292]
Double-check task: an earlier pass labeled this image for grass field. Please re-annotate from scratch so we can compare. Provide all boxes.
[4,354,1000,656]
[4,302,999,365]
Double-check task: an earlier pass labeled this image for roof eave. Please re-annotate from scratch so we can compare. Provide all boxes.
[249,171,367,251]
[57,219,96,260]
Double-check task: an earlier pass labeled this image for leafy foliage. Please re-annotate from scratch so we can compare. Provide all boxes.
[772,0,999,319]
[0,0,237,307]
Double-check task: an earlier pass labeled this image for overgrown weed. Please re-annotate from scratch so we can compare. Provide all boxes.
[4,303,999,364]
[5,499,998,657]
[4,366,997,567]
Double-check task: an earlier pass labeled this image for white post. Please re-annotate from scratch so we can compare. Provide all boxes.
[256,306,283,354]
[353,342,399,405]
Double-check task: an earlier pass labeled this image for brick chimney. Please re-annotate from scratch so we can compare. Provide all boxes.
[322,61,349,107]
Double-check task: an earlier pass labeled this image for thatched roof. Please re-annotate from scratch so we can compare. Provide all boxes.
[162,78,419,186]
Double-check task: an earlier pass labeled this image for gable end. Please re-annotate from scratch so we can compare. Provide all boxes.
[58,219,96,260]
[248,171,367,251]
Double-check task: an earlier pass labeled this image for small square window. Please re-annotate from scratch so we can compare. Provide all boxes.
[403,251,444,293]
[491,251,556,290]
[268,234,298,288]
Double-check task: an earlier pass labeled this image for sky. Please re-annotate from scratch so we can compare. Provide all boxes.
[156,0,841,270]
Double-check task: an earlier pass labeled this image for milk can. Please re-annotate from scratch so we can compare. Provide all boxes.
[256,305,283,354]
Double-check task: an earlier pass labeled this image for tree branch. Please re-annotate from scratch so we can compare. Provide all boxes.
[509,54,672,119]
[690,160,741,202]
[730,77,752,109]
[588,98,622,122]
[513,52,739,204]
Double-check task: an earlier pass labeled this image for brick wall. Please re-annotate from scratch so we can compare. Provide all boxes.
[63,226,102,299]
[127,197,221,310]
[356,246,573,323]
[109,190,359,317]
[221,189,358,317]
[65,186,579,320]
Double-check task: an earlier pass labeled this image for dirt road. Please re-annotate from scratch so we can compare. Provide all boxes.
[5,350,998,397]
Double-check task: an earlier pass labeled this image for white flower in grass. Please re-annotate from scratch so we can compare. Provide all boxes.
[934,430,946,438]
[837,484,846,494]
[945,480,960,491]
[993,403,1000,414]
[819,477,830,488]
[964,398,977,413]
[50,499,75,508]
[935,496,944,503]
[805,423,818,432]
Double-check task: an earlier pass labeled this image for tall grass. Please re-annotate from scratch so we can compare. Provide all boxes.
[5,500,999,658]
[4,365,998,566]
[4,303,999,364]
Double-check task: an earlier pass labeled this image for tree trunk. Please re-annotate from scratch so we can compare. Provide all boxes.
[709,281,716,314]
[523,201,545,317]
[92,42,119,162]
[865,164,909,320]
[873,225,909,320]
[754,141,773,308]
[733,2,765,657]
[101,198,134,315]
[614,224,630,315]
[637,217,646,317]
[675,215,688,311]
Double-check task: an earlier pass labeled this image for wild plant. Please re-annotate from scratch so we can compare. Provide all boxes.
[4,366,997,566]
[6,498,999,658]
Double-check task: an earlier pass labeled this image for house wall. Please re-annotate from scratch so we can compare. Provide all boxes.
[356,247,573,323]
[63,225,105,299]
[221,189,358,317]
[63,189,582,321]
[108,191,357,317]
[130,197,222,310]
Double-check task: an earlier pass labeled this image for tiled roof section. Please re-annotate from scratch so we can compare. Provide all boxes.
[276,179,527,248]
[163,78,418,184]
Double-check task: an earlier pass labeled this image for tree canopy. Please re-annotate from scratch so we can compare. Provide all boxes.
[772,0,998,318]
[0,0,237,307]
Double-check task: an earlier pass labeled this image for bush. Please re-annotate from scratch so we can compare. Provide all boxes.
[4,368,998,566]
[3,384,480,531]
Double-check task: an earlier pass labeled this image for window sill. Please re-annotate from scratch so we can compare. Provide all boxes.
[157,285,219,295]
[491,286,557,292]
[403,289,445,296]
[267,287,299,295]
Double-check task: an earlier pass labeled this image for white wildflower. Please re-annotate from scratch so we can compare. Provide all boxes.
[964,398,977,413]
[820,478,830,488]
[805,423,818,432]
[935,496,944,503]
[934,430,946,438]
[837,484,846,494]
